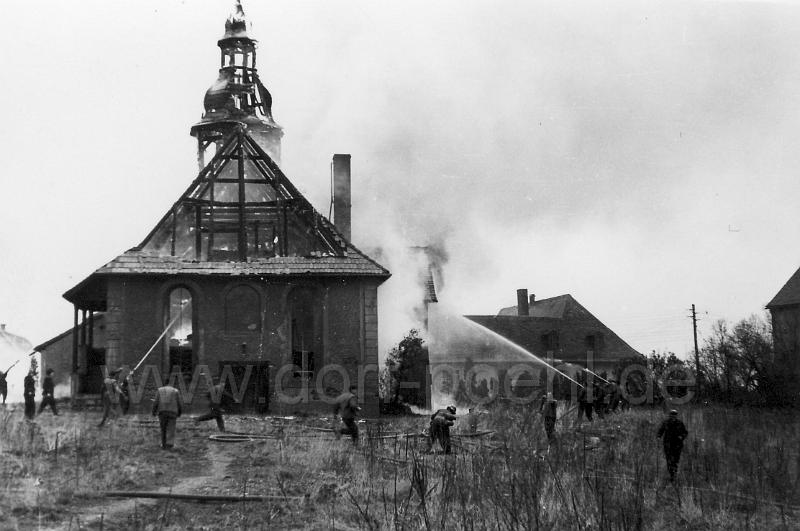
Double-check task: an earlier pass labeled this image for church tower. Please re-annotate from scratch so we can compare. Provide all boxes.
[191,1,283,167]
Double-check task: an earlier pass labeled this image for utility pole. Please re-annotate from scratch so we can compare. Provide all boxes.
[691,304,701,394]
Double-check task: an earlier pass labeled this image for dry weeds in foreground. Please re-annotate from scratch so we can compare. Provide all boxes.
[0,403,798,529]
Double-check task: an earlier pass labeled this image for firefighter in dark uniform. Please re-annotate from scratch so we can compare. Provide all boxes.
[577,385,593,423]
[0,366,10,405]
[195,379,229,432]
[657,409,689,482]
[23,370,36,419]
[539,392,557,440]
[38,368,58,415]
[592,382,605,420]
[333,385,361,445]
[429,406,457,454]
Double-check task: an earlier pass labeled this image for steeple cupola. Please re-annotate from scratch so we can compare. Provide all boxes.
[191,1,283,166]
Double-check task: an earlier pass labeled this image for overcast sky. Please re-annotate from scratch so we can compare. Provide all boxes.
[1,0,799,361]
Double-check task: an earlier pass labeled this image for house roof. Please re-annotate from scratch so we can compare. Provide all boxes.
[497,294,571,318]
[441,294,642,363]
[87,247,389,277]
[767,265,800,309]
[34,314,106,353]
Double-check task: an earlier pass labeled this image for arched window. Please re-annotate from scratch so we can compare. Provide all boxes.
[167,287,194,377]
[225,285,261,333]
[288,287,320,379]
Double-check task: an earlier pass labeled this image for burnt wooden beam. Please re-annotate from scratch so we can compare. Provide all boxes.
[137,132,238,249]
[195,206,202,260]
[170,206,177,256]
[282,203,288,256]
[237,130,247,261]
[184,199,291,208]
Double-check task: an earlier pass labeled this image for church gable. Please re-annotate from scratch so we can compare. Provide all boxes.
[139,128,345,262]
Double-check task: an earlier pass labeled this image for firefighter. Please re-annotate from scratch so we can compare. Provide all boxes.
[333,384,361,445]
[38,368,58,416]
[428,406,457,454]
[98,368,124,427]
[539,392,557,440]
[120,372,132,415]
[657,409,688,482]
[195,378,229,432]
[0,365,10,405]
[592,382,605,420]
[608,380,621,412]
[576,385,593,423]
[23,370,36,419]
[152,383,183,449]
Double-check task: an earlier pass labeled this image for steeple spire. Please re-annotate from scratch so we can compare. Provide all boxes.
[224,0,248,39]
[190,0,283,166]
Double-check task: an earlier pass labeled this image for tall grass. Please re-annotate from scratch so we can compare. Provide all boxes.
[338,404,800,530]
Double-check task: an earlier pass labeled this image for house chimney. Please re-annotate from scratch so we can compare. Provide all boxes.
[516,289,529,316]
[529,293,536,306]
[332,154,351,242]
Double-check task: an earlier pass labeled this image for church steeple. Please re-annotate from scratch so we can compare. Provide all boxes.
[190,1,283,167]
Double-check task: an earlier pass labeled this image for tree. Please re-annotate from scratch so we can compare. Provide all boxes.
[381,329,429,409]
[698,313,791,406]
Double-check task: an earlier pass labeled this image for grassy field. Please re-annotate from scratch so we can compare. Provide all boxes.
[0,402,798,530]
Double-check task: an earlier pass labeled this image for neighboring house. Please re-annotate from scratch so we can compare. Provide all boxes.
[45,4,390,415]
[766,265,800,375]
[36,315,106,399]
[429,289,642,401]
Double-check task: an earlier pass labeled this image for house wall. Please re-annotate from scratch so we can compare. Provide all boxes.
[771,305,800,374]
[106,275,380,416]
[39,317,106,398]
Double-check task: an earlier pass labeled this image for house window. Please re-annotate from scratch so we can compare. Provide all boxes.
[225,285,261,333]
[289,288,320,379]
[586,333,604,351]
[541,331,559,350]
[167,287,194,378]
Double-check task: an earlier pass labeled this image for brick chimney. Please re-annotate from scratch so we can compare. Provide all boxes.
[332,154,351,242]
[529,293,536,306]
[517,289,529,316]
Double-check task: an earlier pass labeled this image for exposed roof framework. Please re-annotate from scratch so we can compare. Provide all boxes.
[140,127,345,262]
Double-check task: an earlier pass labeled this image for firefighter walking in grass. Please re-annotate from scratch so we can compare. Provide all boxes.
[98,368,124,427]
[428,406,457,454]
[38,368,58,416]
[152,383,183,449]
[334,384,361,445]
[539,392,557,440]
[657,409,689,482]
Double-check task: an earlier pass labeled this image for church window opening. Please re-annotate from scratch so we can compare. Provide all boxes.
[167,287,194,379]
[289,288,319,379]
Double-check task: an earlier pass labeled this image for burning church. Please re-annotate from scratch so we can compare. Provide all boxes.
[37,2,389,415]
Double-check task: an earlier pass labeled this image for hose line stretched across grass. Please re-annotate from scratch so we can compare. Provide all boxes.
[207,429,497,443]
